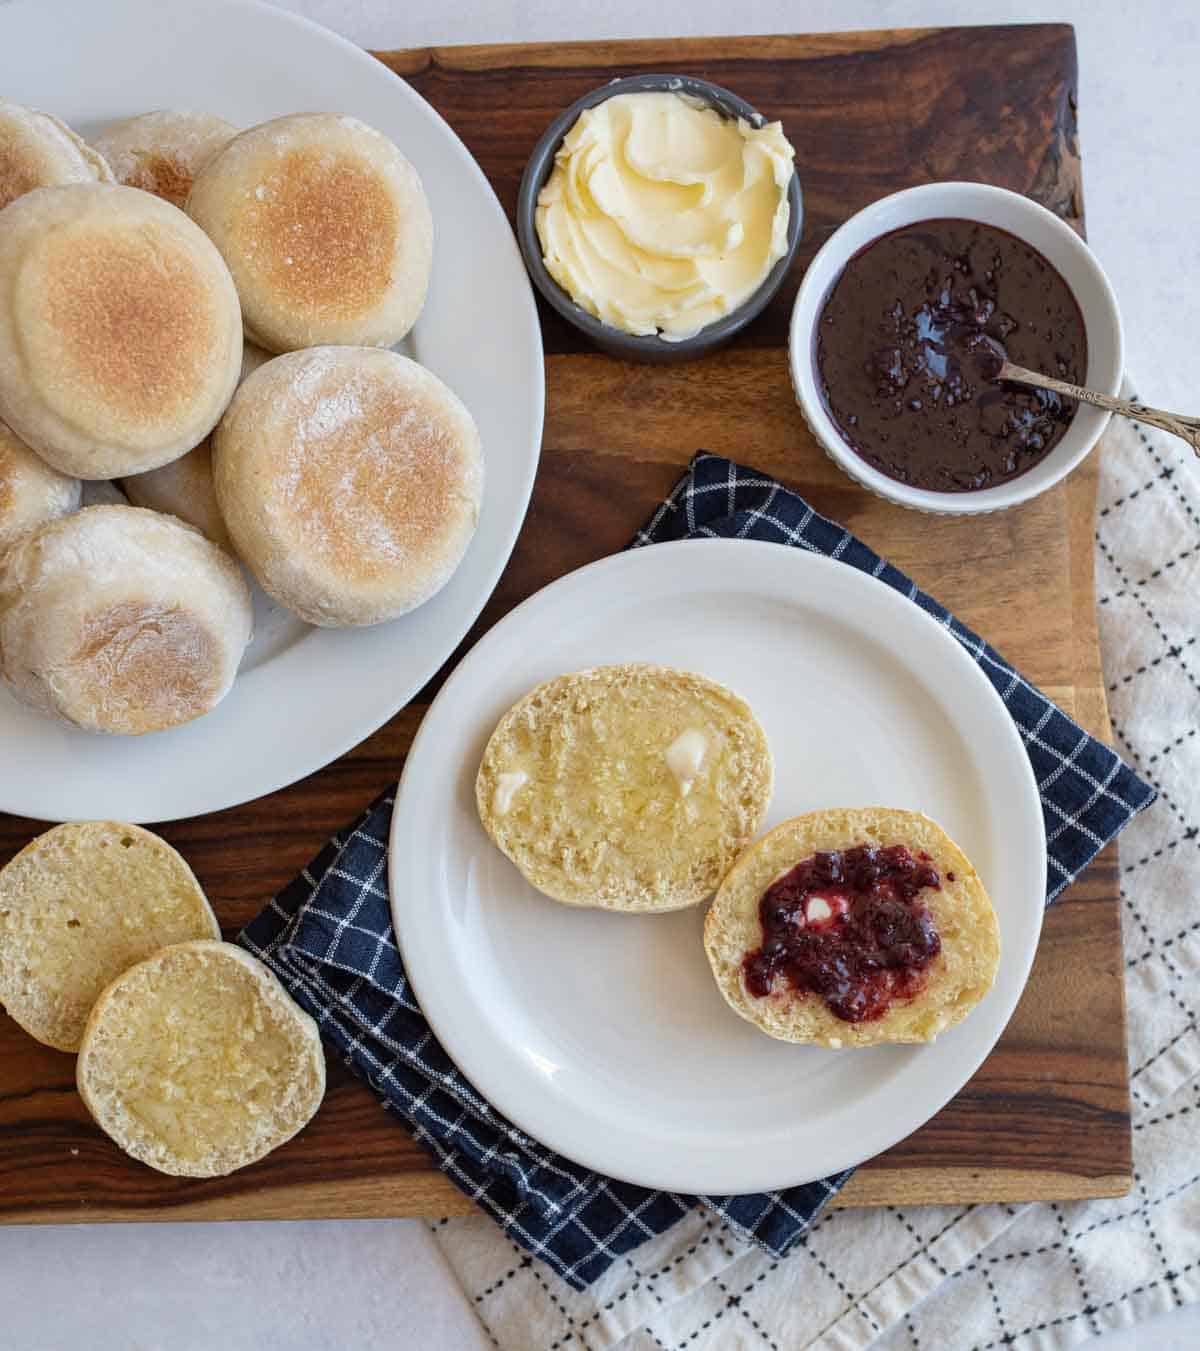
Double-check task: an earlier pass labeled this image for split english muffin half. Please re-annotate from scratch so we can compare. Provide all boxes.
[0,821,220,1051]
[77,940,325,1177]
[704,807,1000,1048]
[476,664,773,912]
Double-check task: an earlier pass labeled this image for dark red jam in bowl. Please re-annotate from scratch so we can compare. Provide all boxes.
[815,218,1088,492]
[742,844,942,1023]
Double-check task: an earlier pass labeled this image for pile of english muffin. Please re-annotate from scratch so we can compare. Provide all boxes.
[0,100,483,736]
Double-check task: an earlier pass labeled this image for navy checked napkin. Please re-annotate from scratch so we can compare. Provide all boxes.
[239,450,1155,1292]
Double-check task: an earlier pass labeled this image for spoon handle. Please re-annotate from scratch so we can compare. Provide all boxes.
[998,361,1200,457]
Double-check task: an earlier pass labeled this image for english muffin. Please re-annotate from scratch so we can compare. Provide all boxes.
[0,99,113,211]
[0,821,220,1052]
[91,109,238,209]
[77,940,325,1177]
[0,183,242,479]
[476,665,773,912]
[0,505,253,735]
[214,346,482,626]
[187,112,433,352]
[704,807,1001,1048]
[0,418,80,548]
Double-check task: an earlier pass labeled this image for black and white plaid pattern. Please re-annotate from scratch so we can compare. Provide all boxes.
[240,451,1154,1293]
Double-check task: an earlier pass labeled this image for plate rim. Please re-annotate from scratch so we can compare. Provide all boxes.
[0,0,545,823]
[389,537,1047,1193]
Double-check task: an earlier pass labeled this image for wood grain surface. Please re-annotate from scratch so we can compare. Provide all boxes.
[0,24,1131,1223]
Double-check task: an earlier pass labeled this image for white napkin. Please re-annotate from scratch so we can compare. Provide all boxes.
[431,405,1200,1350]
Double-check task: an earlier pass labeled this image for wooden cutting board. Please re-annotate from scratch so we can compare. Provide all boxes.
[0,23,1131,1223]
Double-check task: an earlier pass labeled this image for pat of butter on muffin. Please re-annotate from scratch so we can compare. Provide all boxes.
[493,770,528,816]
[665,727,708,796]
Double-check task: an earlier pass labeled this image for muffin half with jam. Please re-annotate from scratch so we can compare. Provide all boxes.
[704,807,1000,1047]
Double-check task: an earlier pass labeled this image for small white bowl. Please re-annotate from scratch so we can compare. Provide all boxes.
[788,182,1124,514]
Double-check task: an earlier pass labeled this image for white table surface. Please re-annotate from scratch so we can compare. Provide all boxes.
[2,2,1197,1348]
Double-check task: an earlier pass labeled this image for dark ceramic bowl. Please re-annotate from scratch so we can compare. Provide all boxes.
[516,73,803,364]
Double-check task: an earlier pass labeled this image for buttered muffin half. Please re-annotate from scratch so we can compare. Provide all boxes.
[0,183,242,479]
[0,821,220,1052]
[188,112,433,352]
[0,505,252,735]
[476,665,773,912]
[214,346,482,627]
[704,807,1000,1048]
[77,941,325,1177]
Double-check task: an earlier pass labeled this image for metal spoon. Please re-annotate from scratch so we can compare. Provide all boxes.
[996,360,1200,457]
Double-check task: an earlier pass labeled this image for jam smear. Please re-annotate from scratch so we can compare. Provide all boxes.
[742,844,942,1023]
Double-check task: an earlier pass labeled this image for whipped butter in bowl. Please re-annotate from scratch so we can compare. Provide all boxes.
[517,75,803,362]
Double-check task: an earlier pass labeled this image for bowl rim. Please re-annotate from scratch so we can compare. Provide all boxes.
[787,180,1125,515]
[516,72,804,355]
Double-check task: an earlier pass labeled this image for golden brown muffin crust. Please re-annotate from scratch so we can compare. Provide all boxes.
[73,600,222,734]
[288,378,466,584]
[0,153,40,211]
[234,148,398,319]
[39,225,215,422]
[122,152,192,208]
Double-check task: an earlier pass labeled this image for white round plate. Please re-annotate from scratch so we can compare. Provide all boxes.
[0,0,543,823]
[391,539,1046,1193]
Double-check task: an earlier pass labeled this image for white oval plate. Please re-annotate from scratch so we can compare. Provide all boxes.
[390,539,1046,1193]
[0,0,543,823]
